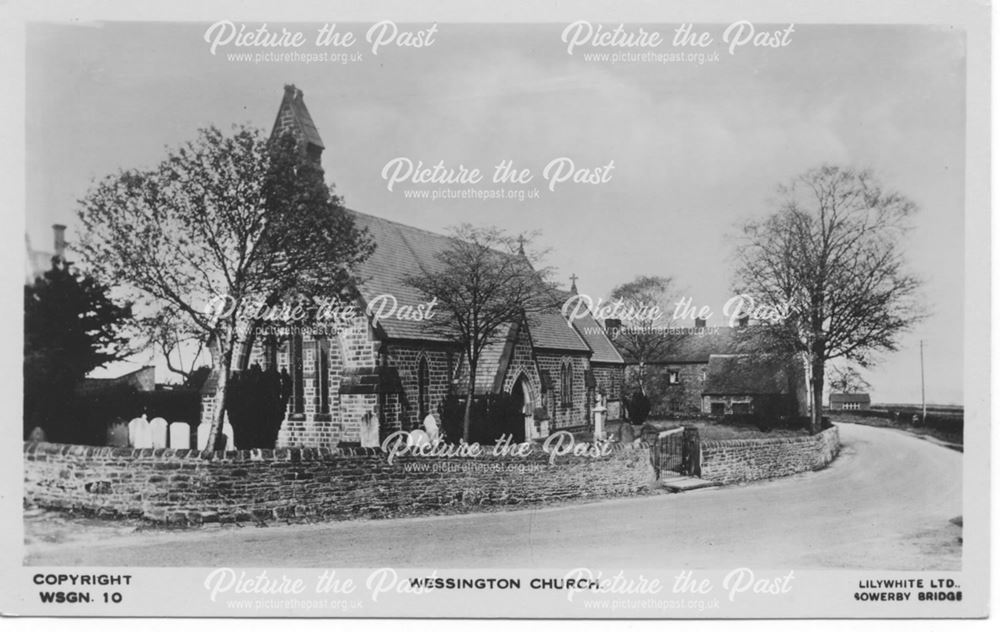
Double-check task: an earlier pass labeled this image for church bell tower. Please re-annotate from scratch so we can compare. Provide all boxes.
[270,84,325,165]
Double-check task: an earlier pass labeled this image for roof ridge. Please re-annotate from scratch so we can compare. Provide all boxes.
[345,208,459,244]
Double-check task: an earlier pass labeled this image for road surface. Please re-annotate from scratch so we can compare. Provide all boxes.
[24,423,962,569]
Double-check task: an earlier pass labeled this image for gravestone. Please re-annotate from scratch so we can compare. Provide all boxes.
[149,417,168,448]
[196,423,233,450]
[196,422,211,450]
[422,414,439,443]
[360,412,380,448]
[618,422,636,444]
[408,428,430,447]
[169,422,190,449]
[222,422,235,450]
[106,421,129,447]
[129,416,152,448]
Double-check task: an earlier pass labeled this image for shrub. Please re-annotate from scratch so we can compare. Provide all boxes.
[439,392,523,444]
[224,366,291,448]
[625,392,651,425]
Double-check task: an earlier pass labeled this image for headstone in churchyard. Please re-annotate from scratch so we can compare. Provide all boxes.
[106,421,129,447]
[360,412,380,448]
[28,426,46,443]
[196,422,232,449]
[222,422,235,450]
[196,422,211,450]
[149,417,168,448]
[408,428,430,447]
[129,416,152,448]
[422,414,439,442]
[169,422,190,449]
[618,422,636,444]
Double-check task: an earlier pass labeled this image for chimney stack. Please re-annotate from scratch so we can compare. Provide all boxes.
[52,224,66,260]
[694,317,706,329]
[604,318,622,339]
[737,315,750,327]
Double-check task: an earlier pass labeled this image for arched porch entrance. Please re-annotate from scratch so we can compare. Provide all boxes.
[510,374,535,442]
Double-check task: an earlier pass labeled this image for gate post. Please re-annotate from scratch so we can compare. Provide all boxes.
[682,427,701,477]
[649,433,661,480]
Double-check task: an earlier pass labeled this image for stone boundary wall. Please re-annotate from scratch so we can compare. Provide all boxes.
[698,426,840,484]
[23,441,652,524]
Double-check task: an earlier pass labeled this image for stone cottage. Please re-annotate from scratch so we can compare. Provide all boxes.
[614,319,806,417]
[200,85,624,448]
[701,353,808,417]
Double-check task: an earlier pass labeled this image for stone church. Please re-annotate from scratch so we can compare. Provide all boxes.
[200,85,624,448]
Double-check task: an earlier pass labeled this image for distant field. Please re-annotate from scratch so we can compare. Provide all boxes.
[872,404,964,415]
[828,409,963,447]
[647,419,808,441]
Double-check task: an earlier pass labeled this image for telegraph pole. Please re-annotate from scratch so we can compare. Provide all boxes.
[920,339,926,422]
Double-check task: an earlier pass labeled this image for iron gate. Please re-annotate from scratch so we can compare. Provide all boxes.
[652,428,684,477]
[651,427,701,479]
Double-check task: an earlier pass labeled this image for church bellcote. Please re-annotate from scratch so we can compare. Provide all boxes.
[271,84,325,165]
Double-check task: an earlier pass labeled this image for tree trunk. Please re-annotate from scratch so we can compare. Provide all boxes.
[810,357,825,435]
[205,336,233,450]
[463,365,476,443]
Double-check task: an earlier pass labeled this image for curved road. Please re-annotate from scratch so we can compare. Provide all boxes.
[25,423,962,569]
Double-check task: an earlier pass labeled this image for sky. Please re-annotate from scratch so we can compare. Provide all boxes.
[25,21,966,404]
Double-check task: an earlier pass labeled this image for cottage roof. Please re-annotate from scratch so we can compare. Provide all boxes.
[616,326,742,364]
[701,354,800,396]
[830,393,871,403]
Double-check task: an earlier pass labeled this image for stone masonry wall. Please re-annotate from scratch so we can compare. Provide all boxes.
[592,364,624,420]
[384,344,457,431]
[535,352,590,430]
[698,426,840,485]
[628,363,707,415]
[23,441,653,524]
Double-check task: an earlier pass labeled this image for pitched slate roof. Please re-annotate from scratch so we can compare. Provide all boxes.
[830,393,871,403]
[554,290,625,364]
[616,326,742,364]
[347,210,454,342]
[526,307,591,353]
[347,210,591,353]
[701,354,801,396]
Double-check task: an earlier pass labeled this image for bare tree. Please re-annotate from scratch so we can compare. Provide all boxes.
[77,126,373,448]
[405,226,556,442]
[734,165,924,433]
[140,308,206,384]
[827,365,872,394]
[607,275,676,394]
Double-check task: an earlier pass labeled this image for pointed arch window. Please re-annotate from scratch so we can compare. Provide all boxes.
[561,361,574,408]
[418,356,430,420]
[316,338,330,416]
[290,333,304,415]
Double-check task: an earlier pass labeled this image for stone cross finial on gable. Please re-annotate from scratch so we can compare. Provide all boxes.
[570,273,579,293]
[517,234,526,256]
